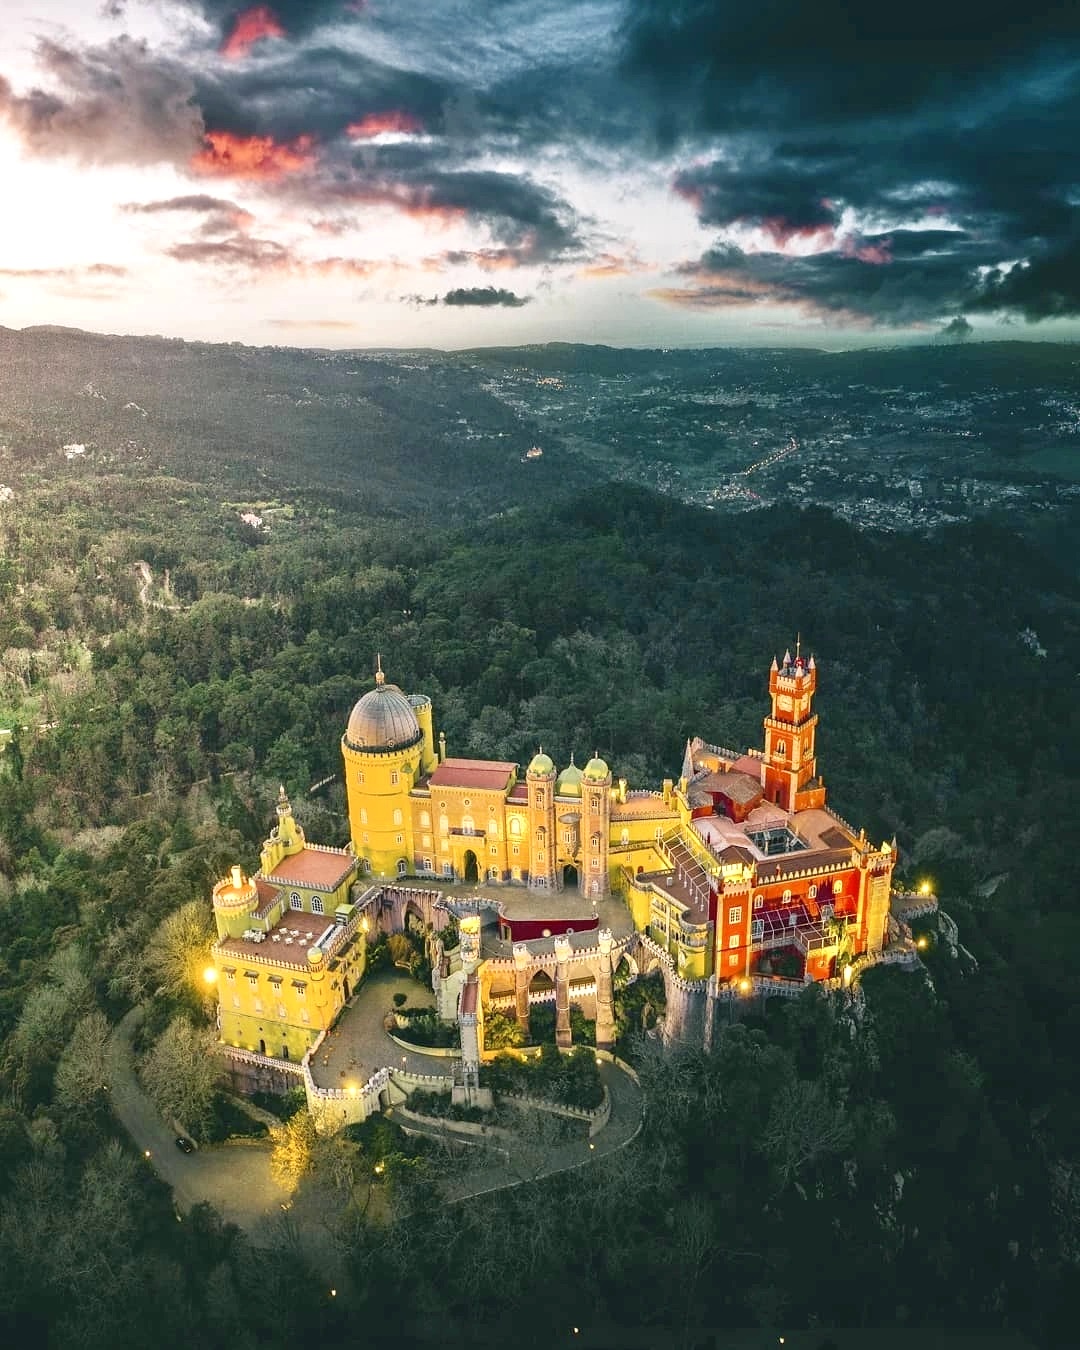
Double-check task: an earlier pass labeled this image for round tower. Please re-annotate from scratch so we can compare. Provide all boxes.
[526,748,558,890]
[341,659,423,880]
[212,864,258,940]
[581,752,612,899]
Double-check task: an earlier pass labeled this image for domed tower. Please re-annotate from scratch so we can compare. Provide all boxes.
[526,748,558,890]
[581,753,612,899]
[342,658,424,880]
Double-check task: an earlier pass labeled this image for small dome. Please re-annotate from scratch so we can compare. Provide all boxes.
[556,760,583,797]
[345,675,421,751]
[527,750,555,776]
[582,755,610,783]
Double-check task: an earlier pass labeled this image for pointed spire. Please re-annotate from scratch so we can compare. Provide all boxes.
[771,654,778,672]
[808,653,816,670]
[569,751,576,765]
[796,632,801,659]
[276,783,291,817]
[375,652,385,686]
[681,738,695,783]
[783,648,792,667]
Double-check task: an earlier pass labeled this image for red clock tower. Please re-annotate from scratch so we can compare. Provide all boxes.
[762,641,827,813]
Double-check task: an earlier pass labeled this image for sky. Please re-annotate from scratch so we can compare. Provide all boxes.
[2,0,1080,349]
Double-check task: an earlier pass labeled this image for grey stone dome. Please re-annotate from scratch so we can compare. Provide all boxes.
[345,677,421,751]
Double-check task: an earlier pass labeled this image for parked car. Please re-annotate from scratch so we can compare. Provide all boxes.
[175,1136,195,1154]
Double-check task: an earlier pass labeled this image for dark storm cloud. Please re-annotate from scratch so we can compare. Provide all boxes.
[189,1,358,44]
[442,287,530,307]
[620,0,1080,134]
[0,37,203,165]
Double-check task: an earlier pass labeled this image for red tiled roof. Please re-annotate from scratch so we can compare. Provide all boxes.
[253,877,281,917]
[428,757,517,792]
[732,755,762,778]
[507,783,529,802]
[460,978,478,1015]
[266,846,355,892]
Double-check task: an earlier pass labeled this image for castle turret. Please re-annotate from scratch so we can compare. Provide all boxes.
[581,753,612,899]
[762,641,826,813]
[259,785,306,876]
[212,864,258,940]
[526,748,558,890]
[342,659,423,879]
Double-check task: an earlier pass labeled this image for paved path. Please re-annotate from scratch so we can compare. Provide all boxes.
[106,1007,291,1233]
[311,968,454,1089]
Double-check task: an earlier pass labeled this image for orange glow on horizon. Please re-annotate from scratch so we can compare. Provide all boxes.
[191,131,316,180]
[221,6,287,59]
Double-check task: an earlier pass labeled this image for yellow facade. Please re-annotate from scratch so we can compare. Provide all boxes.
[209,790,366,1061]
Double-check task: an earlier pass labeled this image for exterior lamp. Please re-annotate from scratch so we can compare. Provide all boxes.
[916,937,928,951]
[374,1161,385,1175]
[202,965,218,985]
[919,881,932,896]
[842,964,853,988]
[738,978,752,996]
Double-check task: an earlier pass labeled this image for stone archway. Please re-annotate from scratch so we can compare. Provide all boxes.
[463,850,480,884]
[563,863,578,889]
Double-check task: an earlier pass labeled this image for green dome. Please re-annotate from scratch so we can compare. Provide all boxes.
[582,755,610,783]
[527,750,555,776]
[555,761,583,797]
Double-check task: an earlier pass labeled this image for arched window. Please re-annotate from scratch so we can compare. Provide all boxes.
[420,811,431,829]
[510,817,523,837]
[390,771,399,786]
[776,740,786,757]
[462,815,475,835]
[439,814,449,835]
[809,884,817,899]
[487,818,499,835]
[289,892,302,910]
[782,888,792,903]
[621,828,630,844]
[396,859,408,878]
[591,833,601,852]
[536,789,545,807]
[311,896,324,914]
[393,808,403,827]
[488,867,499,882]
[833,878,843,895]
[536,825,546,845]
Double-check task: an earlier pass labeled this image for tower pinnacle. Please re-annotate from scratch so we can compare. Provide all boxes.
[375,652,385,686]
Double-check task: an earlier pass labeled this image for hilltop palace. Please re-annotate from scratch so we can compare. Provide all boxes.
[210,647,930,1126]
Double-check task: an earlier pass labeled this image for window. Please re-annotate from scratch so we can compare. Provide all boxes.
[487,819,499,835]
[232,995,240,1008]
[277,1004,287,1019]
[809,884,817,899]
[591,833,600,852]
[833,878,843,894]
[463,798,471,809]
[728,954,739,968]
[420,811,430,829]
[776,740,786,757]
[301,1009,309,1023]
[245,972,258,986]
[536,789,545,806]
[390,771,399,786]
[362,832,369,844]
[225,969,235,984]
[537,850,545,863]
[311,896,324,914]
[490,844,498,856]
[442,862,453,878]
[512,844,520,856]
[621,828,630,844]
[396,859,407,878]
[393,809,403,827]
[728,906,742,925]
[356,770,364,784]
[360,808,368,825]
[591,793,601,809]
[564,831,573,846]
[729,935,740,949]
[290,892,302,910]
[423,857,432,872]
[510,817,523,836]
[254,998,263,1013]
[488,867,499,881]
[591,858,600,871]
[783,888,792,903]
[511,867,521,881]
[396,833,403,845]
[439,814,449,835]
[751,918,764,940]
[462,815,475,834]
[536,826,546,844]
[753,895,763,910]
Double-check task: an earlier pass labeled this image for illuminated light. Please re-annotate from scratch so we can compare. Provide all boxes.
[144,1150,152,1159]
[919,881,932,896]
[917,937,928,950]
[203,965,218,985]
[374,1161,385,1174]
[330,1289,337,1297]
[361,916,370,933]
[347,1084,358,1097]
[738,977,752,995]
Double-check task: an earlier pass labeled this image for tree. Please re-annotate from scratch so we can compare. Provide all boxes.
[143,896,214,999]
[269,1109,317,1188]
[141,1016,219,1137]
[53,1010,110,1115]
[761,1078,853,1189]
